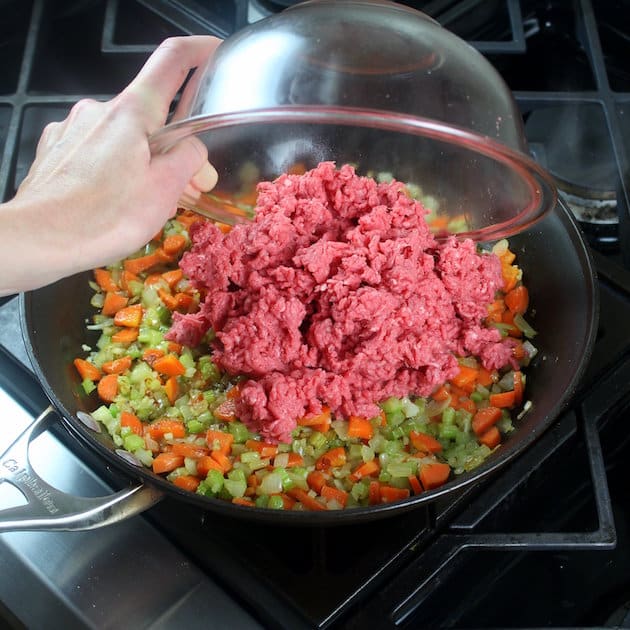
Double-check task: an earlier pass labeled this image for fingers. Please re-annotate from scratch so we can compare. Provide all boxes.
[122,36,222,132]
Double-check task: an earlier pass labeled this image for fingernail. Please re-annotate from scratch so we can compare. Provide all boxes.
[191,160,218,192]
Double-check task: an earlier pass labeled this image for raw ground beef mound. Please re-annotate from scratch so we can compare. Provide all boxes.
[167,162,514,443]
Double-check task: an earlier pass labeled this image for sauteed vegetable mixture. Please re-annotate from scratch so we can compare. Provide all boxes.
[75,163,537,510]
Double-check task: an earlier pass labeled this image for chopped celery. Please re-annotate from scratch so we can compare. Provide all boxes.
[268,495,284,510]
[123,433,145,452]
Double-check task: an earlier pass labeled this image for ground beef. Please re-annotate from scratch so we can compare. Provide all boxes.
[167,162,512,443]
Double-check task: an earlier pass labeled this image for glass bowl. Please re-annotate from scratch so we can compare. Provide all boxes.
[150,0,557,241]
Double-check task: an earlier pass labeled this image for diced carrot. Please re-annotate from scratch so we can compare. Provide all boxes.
[170,442,210,458]
[162,234,188,256]
[101,355,132,375]
[419,462,451,490]
[512,341,527,362]
[232,497,255,507]
[152,452,184,474]
[286,487,327,511]
[111,328,139,345]
[315,446,347,471]
[164,375,179,405]
[307,470,328,493]
[93,268,119,292]
[378,409,387,427]
[408,475,423,495]
[197,455,224,477]
[206,429,234,454]
[285,452,304,468]
[472,406,502,436]
[431,385,450,402]
[213,398,237,422]
[97,373,118,402]
[101,291,129,316]
[505,285,529,314]
[123,252,162,275]
[120,411,143,436]
[158,288,179,310]
[245,439,278,458]
[479,426,501,449]
[489,390,516,408]
[459,397,477,414]
[153,354,186,377]
[162,269,184,289]
[144,273,165,286]
[348,459,380,483]
[151,228,164,242]
[502,262,520,292]
[297,406,331,428]
[477,366,497,387]
[173,475,201,492]
[320,484,348,507]
[114,304,143,328]
[120,270,140,295]
[148,419,186,440]
[174,292,195,312]
[379,485,411,503]
[450,364,479,394]
[210,450,233,473]
[513,370,524,405]
[142,348,165,366]
[486,298,506,324]
[167,341,183,354]
[347,415,374,440]
[73,357,101,382]
[409,430,443,454]
[176,209,203,229]
[155,247,175,264]
[279,493,296,510]
[368,480,381,505]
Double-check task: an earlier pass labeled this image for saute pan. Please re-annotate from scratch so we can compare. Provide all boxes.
[0,197,598,530]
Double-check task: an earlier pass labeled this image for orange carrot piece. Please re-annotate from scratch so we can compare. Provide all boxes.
[286,487,327,511]
[513,370,524,405]
[450,364,479,394]
[213,398,237,422]
[113,304,143,328]
[152,354,186,377]
[347,415,374,440]
[164,375,179,405]
[459,397,477,414]
[94,268,119,292]
[97,373,118,402]
[173,475,201,492]
[232,497,255,507]
[408,475,423,495]
[489,391,516,409]
[505,285,529,314]
[162,234,188,256]
[279,493,296,510]
[158,288,179,311]
[120,270,139,295]
[379,485,411,503]
[142,348,165,366]
[348,459,380,483]
[101,292,129,317]
[111,328,139,344]
[245,439,278,458]
[477,366,497,387]
[431,385,450,402]
[120,411,144,436]
[368,480,381,505]
[101,355,132,375]
[206,429,234,454]
[123,252,162,275]
[197,455,224,477]
[315,446,347,471]
[472,406,502,436]
[152,452,184,474]
[170,442,210,458]
[320,484,349,507]
[162,269,184,289]
[210,450,233,473]
[297,406,331,427]
[148,419,186,440]
[307,470,328,493]
[167,341,183,354]
[409,430,443,454]
[285,452,305,468]
[479,426,501,449]
[73,357,101,382]
[419,462,451,490]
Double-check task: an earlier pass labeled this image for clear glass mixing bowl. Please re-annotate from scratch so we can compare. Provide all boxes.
[150,0,557,241]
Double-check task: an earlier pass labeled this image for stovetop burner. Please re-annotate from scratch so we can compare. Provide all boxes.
[1,1,630,629]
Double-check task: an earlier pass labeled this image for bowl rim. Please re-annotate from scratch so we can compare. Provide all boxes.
[149,105,558,241]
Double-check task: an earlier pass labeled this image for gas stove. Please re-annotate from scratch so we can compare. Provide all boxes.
[1,1,630,628]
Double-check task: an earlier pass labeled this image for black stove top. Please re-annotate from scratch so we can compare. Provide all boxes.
[1,1,630,629]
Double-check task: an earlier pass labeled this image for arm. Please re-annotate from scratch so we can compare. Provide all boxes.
[0,35,221,296]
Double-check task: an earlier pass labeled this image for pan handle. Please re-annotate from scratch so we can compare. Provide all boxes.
[0,405,163,532]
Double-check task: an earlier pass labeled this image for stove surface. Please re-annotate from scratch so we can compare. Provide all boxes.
[1,1,630,629]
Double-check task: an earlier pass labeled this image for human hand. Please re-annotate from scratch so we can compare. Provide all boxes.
[1,36,221,295]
